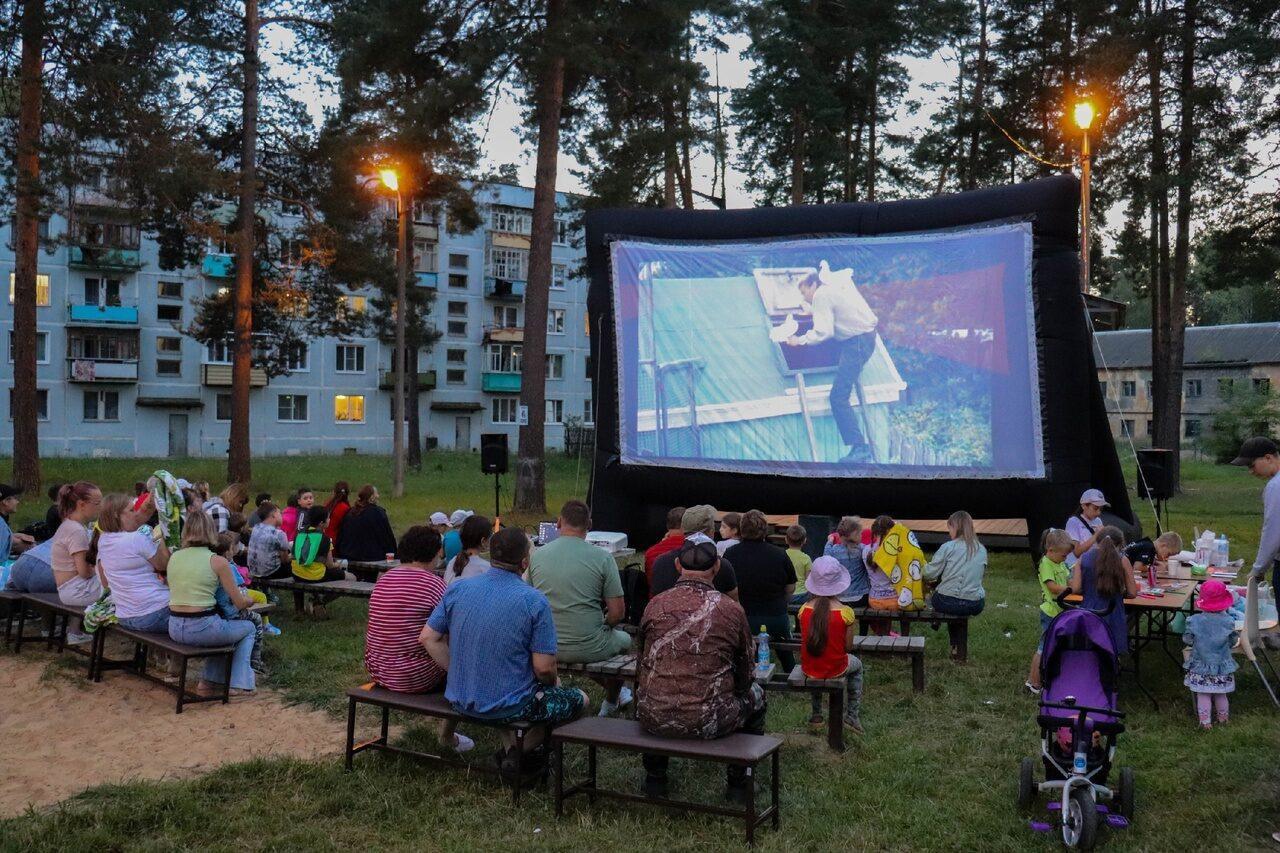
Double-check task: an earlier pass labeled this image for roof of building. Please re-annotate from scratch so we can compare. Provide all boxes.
[1095,322,1280,369]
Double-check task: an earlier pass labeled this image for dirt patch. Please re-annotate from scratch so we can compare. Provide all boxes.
[0,654,346,817]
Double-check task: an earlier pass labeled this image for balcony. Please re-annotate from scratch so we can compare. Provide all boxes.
[378,369,437,391]
[67,303,139,325]
[202,252,234,278]
[481,371,522,393]
[201,363,268,387]
[483,325,524,344]
[415,272,438,289]
[484,277,526,301]
[68,245,142,271]
[67,358,139,383]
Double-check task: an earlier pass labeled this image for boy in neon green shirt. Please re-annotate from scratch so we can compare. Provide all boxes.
[1026,528,1074,694]
[786,524,813,606]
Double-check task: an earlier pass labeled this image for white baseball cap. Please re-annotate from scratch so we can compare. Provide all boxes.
[449,509,473,526]
[1079,488,1110,508]
[429,511,450,526]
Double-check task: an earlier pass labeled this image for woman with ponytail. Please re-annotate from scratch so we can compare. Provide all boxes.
[443,514,492,586]
[797,555,864,735]
[50,481,104,643]
[1069,525,1138,656]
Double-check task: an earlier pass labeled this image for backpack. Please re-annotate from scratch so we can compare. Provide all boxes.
[293,529,324,565]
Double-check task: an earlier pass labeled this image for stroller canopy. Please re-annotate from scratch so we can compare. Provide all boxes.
[1041,608,1121,724]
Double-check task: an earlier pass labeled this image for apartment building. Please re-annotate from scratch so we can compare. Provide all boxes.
[1094,323,1280,443]
[0,181,594,457]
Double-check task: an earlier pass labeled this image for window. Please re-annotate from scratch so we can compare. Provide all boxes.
[554,218,570,245]
[413,240,437,273]
[76,218,139,249]
[411,200,436,225]
[334,394,365,423]
[448,301,468,317]
[446,368,466,385]
[489,247,528,280]
[446,348,467,364]
[278,394,308,422]
[157,358,182,376]
[1146,419,1154,436]
[8,217,50,243]
[1121,380,1136,397]
[1097,381,1107,399]
[546,398,564,424]
[486,343,522,373]
[284,342,308,372]
[157,303,182,323]
[551,263,567,290]
[157,336,182,355]
[341,295,367,317]
[336,344,365,373]
[158,280,183,300]
[447,320,467,336]
[8,331,49,363]
[546,353,564,380]
[547,308,566,335]
[8,273,51,306]
[206,339,231,364]
[9,388,48,421]
[583,396,595,424]
[1120,419,1134,437]
[1185,379,1202,398]
[276,236,305,267]
[69,332,137,361]
[215,393,231,421]
[449,253,469,269]
[1184,419,1202,438]
[1255,377,1272,394]
[83,389,120,421]
[1144,380,1153,397]
[492,305,518,327]
[84,278,122,307]
[1218,377,1234,396]
[492,397,518,423]
[448,273,468,289]
[585,355,594,381]
[157,336,183,375]
[491,205,532,235]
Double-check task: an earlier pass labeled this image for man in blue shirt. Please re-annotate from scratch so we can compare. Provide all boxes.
[424,526,588,773]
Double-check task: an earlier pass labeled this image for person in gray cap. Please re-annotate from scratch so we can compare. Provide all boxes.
[648,504,740,601]
[1231,436,1280,592]
[1064,488,1108,567]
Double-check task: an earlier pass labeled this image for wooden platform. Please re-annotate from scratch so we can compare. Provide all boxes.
[715,512,1029,549]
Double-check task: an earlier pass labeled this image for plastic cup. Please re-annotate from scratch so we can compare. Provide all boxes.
[385,552,395,562]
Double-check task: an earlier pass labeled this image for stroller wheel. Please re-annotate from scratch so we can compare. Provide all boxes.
[1017,757,1035,808]
[1063,787,1098,850]
[1117,766,1135,820]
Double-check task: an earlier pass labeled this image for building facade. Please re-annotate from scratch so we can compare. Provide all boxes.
[0,181,594,457]
[1094,323,1280,443]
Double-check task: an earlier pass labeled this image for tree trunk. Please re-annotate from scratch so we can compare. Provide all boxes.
[790,110,806,205]
[406,340,422,471]
[865,52,880,202]
[662,94,677,208]
[1148,0,1179,481]
[514,0,566,515]
[848,116,864,202]
[679,84,694,210]
[964,0,989,190]
[391,187,409,496]
[11,0,43,492]
[229,0,259,485]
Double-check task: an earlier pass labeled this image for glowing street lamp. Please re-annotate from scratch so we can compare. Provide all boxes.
[379,168,399,193]
[1074,99,1095,293]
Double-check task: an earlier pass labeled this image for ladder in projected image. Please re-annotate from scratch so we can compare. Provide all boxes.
[640,356,706,457]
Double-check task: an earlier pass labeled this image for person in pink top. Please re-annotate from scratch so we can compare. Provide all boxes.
[280,486,314,542]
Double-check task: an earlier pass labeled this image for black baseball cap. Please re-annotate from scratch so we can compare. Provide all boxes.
[1231,436,1279,466]
[676,540,718,572]
[0,483,20,502]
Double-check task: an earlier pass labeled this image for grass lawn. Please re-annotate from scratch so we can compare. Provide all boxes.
[1,452,1278,851]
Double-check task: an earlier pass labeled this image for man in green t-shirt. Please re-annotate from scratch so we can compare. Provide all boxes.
[528,500,632,715]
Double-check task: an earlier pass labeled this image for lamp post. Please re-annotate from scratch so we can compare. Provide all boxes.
[380,167,408,498]
[1073,100,1095,294]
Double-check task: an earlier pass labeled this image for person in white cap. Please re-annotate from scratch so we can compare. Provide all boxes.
[429,511,451,534]
[1064,488,1108,567]
[443,510,472,562]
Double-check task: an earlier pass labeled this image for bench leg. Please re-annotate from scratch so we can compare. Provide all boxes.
[512,729,526,805]
[745,763,756,845]
[87,628,104,681]
[771,750,781,830]
[221,654,232,704]
[828,689,845,752]
[13,605,28,653]
[554,740,564,817]
[293,588,304,614]
[176,656,189,714]
[380,706,390,745]
[587,744,597,805]
[345,696,357,771]
[912,653,925,693]
[956,622,969,663]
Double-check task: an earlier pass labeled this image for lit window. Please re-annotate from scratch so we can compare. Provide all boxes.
[334,394,365,423]
[342,295,367,316]
[8,273,51,306]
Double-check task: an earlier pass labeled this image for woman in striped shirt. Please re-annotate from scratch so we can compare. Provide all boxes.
[365,525,473,753]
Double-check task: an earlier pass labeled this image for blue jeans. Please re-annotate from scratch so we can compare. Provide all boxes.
[5,554,56,592]
[830,331,877,450]
[118,607,170,634]
[168,614,256,690]
[930,592,984,649]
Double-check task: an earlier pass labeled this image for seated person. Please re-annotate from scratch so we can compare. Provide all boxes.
[644,505,686,584]
[292,505,354,618]
[716,511,741,556]
[1124,531,1183,577]
[366,525,473,754]
[4,536,57,592]
[923,511,988,658]
[528,500,632,716]
[247,502,292,581]
[649,504,740,601]
[785,524,812,606]
[798,556,864,734]
[824,516,869,609]
[637,540,766,803]
[423,527,588,782]
[213,532,267,675]
[724,510,796,671]
[443,514,493,585]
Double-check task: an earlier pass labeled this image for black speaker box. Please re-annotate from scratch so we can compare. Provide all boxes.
[1136,447,1176,500]
[481,433,509,474]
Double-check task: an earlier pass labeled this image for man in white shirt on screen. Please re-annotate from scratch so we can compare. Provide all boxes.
[786,261,878,463]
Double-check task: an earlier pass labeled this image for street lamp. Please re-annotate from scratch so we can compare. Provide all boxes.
[380,166,409,498]
[1074,100,1096,294]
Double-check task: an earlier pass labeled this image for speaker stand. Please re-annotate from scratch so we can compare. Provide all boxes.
[489,470,501,527]
[1152,498,1169,535]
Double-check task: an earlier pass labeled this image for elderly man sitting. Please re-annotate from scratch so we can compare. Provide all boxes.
[648,504,740,601]
[636,539,766,803]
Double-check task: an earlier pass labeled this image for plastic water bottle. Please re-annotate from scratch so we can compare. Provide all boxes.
[1073,748,1088,775]
[1215,535,1229,568]
[756,626,771,673]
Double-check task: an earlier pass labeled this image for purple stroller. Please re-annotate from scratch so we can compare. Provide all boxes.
[1017,607,1135,850]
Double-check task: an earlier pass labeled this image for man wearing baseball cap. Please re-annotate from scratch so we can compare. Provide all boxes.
[1231,436,1280,592]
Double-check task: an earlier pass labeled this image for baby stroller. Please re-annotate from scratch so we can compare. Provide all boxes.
[1017,601,1134,850]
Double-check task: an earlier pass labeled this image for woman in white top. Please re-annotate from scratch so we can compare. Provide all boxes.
[95,493,172,633]
[51,481,104,607]
[443,514,492,586]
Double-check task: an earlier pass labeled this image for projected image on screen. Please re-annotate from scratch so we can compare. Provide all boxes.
[609,222,1043,479]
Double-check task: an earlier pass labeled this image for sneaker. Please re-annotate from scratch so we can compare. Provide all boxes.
[66,630,93,646]
[616,685,634,709]
[1025,681,1042,696]
[642,774,669,799]
[843,716,865,736]
[1271,830,1280,844]
[598,699,618,717]
[264,623,282,636]
[451,733,476,754]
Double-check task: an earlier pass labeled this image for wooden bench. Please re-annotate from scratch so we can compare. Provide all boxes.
[551,717,782,845]
[853,634,927,692]
[344,559,399,583]
[557,653,637,681]
[13,592,89,656]
[0,589,27,646]
[854,607,971,662]
[260,577,374,613]
[345,682,543,804]
[91,623,235,713]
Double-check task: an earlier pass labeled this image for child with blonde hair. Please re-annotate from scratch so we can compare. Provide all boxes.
[1026,527,1074,694]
